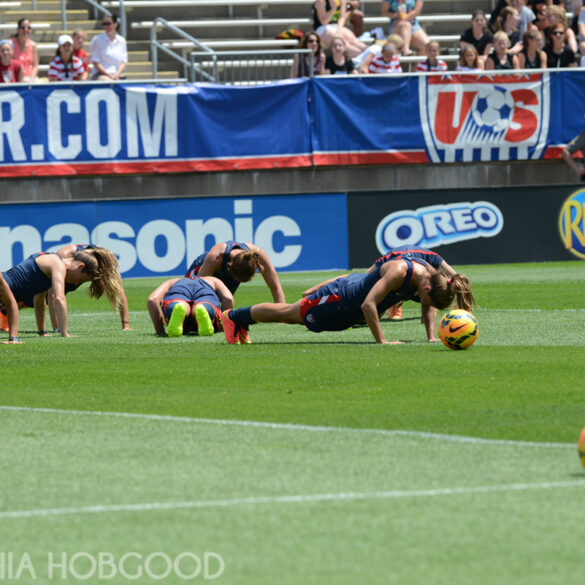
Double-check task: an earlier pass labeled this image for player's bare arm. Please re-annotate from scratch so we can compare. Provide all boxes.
[197,243,226,277]
[361,262,407,344]
[147,278,179,335]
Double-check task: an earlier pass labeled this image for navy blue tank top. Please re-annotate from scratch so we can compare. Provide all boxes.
[186,241,250,294]
[2,253,57,307]
[310,257,426,329]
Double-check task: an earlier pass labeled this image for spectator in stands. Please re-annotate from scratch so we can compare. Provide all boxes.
[568,0,582,36]
[562,127,585,179]
[0,39,23,83]
[312,0,367,57]
[324,36,358,74]
[485,30,521,69]
[73,29,89,81]
[291,31,325,77]
[48,35,86,82]
[416,40,448,72]
[489,0,507,31]
[543,5,577,52]
[90,13,128,80]
[546,22,576,67]
[11,18,38,82]
[491,0,536,31]
[518,28,547,67]
[353,32,403,70]
[359,38,403,73]
[495,6,523,53]
[459,10,493,66]
[456,44,483,71]
[381,0,429,56]
[578,5,585,55]
[348,1,365,38]
[512,0,537,35]
[531,0,549,30]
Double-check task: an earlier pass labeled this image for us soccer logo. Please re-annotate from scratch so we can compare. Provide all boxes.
[420,73,550,163]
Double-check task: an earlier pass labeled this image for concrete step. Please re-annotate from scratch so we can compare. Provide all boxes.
[3,9,90,20]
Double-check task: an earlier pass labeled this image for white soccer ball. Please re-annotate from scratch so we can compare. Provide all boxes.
[471,86,514,133]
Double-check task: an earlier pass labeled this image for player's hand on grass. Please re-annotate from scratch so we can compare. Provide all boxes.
[2,339,22,344]
[381,339,404,345]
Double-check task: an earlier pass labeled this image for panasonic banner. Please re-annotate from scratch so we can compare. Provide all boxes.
[0,194,348,277]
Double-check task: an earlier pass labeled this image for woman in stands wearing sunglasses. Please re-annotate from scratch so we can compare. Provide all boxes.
[291,32,325,77]
[11,18,38,82]
[546,23,576,67]
[89,13,128,80]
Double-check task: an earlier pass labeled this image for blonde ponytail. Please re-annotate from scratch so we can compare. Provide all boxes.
[430,272,476,312]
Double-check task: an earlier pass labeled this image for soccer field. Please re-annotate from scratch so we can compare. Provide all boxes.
[1,261,584,585]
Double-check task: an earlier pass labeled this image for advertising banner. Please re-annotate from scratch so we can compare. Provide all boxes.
[1,70,585,177]
[0,194,348,277]
[347,185,584,267]
[0,81,312,177]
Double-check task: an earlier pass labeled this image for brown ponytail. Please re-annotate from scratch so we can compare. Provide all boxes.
[430,272,476,312]
[230,250,262,283]
[75,248,122,309]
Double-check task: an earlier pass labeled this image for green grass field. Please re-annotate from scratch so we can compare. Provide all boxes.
[1,261,584,585]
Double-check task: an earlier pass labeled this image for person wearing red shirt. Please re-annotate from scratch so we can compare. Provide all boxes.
[72,29,89,81]
[0,39,23,83]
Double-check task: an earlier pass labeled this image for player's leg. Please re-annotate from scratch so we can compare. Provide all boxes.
[193,301,216,336]
[165,300,190,337]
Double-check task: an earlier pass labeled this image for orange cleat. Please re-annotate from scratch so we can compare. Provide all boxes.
[388,304,403,320]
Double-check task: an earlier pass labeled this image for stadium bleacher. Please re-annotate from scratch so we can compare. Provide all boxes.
[0,0,498,80]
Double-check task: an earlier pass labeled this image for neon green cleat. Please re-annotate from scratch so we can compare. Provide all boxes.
[167,303,186,337]
[195,304,214,336]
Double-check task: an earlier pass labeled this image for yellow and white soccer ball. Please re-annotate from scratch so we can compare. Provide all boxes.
[438,309,479,350]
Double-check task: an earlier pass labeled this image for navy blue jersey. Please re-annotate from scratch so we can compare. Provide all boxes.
[374,246,444,270]
[2,253,56,307]
[186,241,250,294]
[301,258,425,332]
[164,277,220,311]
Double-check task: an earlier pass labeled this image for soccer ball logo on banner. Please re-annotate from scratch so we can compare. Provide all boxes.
[419,73,550,163]
[472,86,514,135]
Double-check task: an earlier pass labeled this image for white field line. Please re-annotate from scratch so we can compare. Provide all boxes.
[0,406,574,449]
[1,480,583,520]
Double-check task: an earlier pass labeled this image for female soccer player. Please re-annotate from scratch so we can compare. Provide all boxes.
[302,245,457,320]
[44,244,131,331]
[1,249,121,338]
[220,257,475,345]
[368,245,457,319]
[186,240,285,303]
[148,276,234,337]
[0,273,20,343]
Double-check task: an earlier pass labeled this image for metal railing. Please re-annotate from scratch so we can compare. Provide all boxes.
[52,1,126,38]
[190,49,312,85]
[150,18,214,82]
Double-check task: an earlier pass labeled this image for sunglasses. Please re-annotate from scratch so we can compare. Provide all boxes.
[102,21,114,26]
[307,39,319,43]
[552,31,564,36]
[19,25,32,30]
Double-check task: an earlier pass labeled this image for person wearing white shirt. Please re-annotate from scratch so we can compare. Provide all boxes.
[89,13,127,80]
